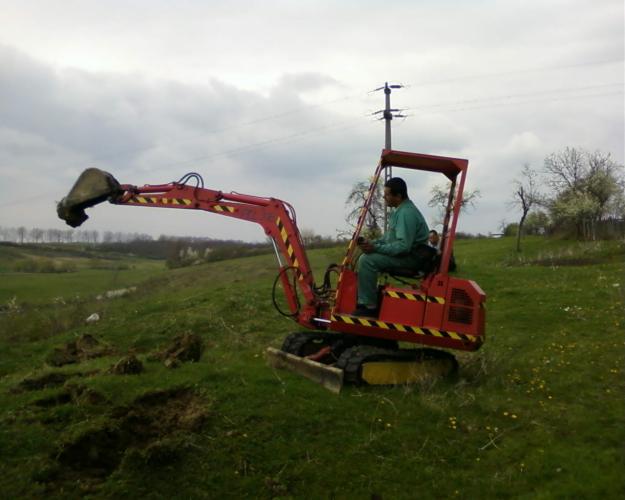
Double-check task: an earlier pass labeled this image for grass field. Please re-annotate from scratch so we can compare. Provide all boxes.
[0,243,166,305]
[0,237,623,498]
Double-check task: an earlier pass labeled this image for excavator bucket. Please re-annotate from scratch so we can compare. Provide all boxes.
[57,168,121,227]
[265,347,344,394]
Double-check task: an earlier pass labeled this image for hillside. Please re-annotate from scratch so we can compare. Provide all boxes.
[0,237,623,498]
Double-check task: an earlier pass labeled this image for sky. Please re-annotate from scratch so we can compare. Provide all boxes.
[0,0,623,242]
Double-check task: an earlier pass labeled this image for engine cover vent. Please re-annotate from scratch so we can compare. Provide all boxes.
[448,306,473,325]
[451,288,473,306]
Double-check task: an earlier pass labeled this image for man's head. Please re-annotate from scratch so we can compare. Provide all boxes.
[383,177,408,208]
[428,229,439,245]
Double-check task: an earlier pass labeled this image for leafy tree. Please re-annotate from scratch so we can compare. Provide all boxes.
[523,210,550,235]
[544,148,624,239]
[504,222,519,236]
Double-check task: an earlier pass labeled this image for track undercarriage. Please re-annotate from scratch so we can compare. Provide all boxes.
[266,331,458,393]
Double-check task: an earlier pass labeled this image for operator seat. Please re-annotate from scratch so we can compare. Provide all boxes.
[386,244,438,285]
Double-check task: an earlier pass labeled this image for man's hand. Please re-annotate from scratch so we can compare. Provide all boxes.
[358,240,375,254]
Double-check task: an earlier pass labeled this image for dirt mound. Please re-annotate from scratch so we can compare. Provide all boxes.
[12,370,99,393]
[46,334,115,367]
[108,355,144,375]
[13,372,71,393]
[33,383,107,408]
[43,387,210,491]
[149,333,204,368]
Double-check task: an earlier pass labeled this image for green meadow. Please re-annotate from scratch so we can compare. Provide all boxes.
[0,237,623,499]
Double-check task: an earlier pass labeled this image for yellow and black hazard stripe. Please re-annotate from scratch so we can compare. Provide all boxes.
[276,216,303,280]
[384,290,445,304]
[331,314,479,344]
[130,196,192,205]
[209,204,236,213]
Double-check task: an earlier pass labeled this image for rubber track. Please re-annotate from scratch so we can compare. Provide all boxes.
[335,345,458,385]
[280,331,332,357]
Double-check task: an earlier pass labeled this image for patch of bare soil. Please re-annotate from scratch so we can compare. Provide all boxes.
[148,333,204,368]
[46,334,115,367]
[41,388,209,492]
[108,355,144,375]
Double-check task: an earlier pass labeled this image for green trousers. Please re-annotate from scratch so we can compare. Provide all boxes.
[356,252,426,306]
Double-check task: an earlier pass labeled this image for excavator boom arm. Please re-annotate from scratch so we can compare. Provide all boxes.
[57,169,322,327]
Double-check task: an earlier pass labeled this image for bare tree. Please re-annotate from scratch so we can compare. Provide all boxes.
[428,183,481,225]
[17,226,27,244]
[30,228,44,243]
[544,147,586,193]
[46,228,57,243]
[300,228,318,246]
[0,226,9,241]
[509,164,541,252]
[497,219,508,235]
[345,178,384,239]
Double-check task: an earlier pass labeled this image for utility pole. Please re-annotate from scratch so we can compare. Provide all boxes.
[373,82,404,232]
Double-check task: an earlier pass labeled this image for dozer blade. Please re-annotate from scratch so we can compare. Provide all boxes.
[57,168,121,227]
[265,347,344,394]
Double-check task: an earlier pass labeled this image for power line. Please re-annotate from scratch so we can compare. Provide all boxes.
[147,84,623,170]
[83,57,624,164]
[426,89,623,114]
[403,57,624,88]
[88,93,371,163]
[404,82,624,112]
[153,115,372,169]
[3,67,623,209]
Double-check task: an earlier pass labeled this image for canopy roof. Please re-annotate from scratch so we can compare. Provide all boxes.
[380,149,468,180]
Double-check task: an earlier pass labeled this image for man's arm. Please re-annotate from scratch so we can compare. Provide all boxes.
[374,210,418,256]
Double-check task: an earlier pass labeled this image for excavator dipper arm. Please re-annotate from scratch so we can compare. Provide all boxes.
[57,169,324,328]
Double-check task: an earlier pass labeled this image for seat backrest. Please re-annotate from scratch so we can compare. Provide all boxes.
[388,244,439,282]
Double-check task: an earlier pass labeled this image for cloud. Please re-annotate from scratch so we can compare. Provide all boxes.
[0,0,622,240]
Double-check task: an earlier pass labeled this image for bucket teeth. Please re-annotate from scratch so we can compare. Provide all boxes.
[57,168,121,227]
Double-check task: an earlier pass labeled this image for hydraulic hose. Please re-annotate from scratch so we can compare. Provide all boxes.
[271,266,301,318]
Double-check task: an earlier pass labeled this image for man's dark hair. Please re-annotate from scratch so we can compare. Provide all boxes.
[384,177,408,199]
[429,229,438,235]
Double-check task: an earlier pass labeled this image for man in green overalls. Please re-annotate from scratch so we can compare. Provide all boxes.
[354,177,430,317]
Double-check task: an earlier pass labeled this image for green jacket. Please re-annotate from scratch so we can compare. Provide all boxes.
[373,199,429,257]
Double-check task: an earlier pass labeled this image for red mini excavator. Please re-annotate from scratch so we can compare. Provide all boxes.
[57,149,485,392]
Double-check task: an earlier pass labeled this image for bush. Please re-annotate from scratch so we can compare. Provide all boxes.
[12,258,77,273]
